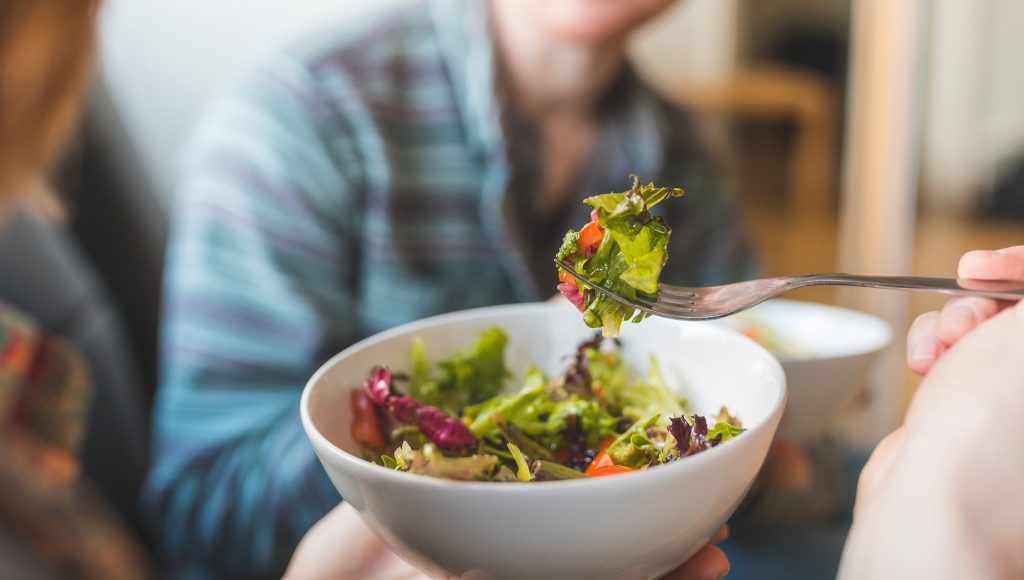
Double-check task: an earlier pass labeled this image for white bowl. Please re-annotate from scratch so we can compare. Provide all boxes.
[301,303,786,580]
[717,299,892,441]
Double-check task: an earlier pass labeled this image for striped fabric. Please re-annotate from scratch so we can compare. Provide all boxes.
[146,0,756,577]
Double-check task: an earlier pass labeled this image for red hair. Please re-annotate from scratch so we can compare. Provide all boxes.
[0,0,98,199]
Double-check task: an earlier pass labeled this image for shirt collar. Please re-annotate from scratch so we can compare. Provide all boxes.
[591,67,669,189]
[429,0,670,176]
[428,0,675,301]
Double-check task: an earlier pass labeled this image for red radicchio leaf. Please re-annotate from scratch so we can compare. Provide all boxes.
[668,415,692,457]
[669,415,717,457]
[563,414,594,471]
[415,406,478,451]
[564,333,602,395]
[363,366,392,406]
[691,415,709,452]
[590,208,599,222]
[386,395,422,423]
[558,282,585,312]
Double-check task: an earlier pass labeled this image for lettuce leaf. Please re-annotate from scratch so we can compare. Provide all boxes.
[506,443,532,482]
[409,326,511,414]
[588,351,685,421]
[707,421,744,442]
[464,367,548,438]
[665,413,745,460]
[392,442,501,481]
[556,230,580,261]
[626,356,686,419]
[410,338,431,392]
[531,460,589,481]
[557,175,685,337]
[586,348,631,399]
[607,414,665,469]
[465,367,618,452]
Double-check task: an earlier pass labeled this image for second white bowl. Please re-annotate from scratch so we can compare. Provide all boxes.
[718,299,892,440]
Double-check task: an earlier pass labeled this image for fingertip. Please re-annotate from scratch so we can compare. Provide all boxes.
[906,311,940,374]
[907,356,934,376]
[959,246,1024,280]
[663,544,730,580]
[691,545,730,580]
[906,334,941,374]
[957,250,995,279]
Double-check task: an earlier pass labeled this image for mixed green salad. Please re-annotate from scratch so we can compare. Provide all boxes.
[350,327,744,482]
[556,175,685,337]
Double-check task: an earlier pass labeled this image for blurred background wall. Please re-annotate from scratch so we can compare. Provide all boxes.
[922,0,1024,214]
[97,0,404,207]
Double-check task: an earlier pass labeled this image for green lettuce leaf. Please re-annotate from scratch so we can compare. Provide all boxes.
[707,421,744,442]
[607,414,665,469]
[506,442,532,482]
[408,326,511,414]
[589,351,685,421]
[465,367,618,452]
[392,442,501,481]
[464,367,548,438]
[556,230,580,261]
[563,175,685,337]
[531,460,589,481]
[410,338,432,392]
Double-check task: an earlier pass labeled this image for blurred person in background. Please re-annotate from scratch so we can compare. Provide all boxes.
[0,2,730,579]
[146,0,756,576]
[7,3,1024,579]
[0,0,148,577]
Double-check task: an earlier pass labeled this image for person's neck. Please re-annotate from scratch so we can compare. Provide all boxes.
[491,0,626,123]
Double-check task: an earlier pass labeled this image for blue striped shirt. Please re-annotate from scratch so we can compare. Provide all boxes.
[145,0,756,577]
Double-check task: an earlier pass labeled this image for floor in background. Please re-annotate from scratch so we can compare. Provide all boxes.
[741,196,1024,408]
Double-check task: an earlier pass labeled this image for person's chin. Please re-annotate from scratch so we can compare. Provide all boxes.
[543,0,671,44]
[545,18,633,45]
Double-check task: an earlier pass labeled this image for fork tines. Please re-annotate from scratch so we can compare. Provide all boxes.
[652,286,696,306]
[554,258,698,318]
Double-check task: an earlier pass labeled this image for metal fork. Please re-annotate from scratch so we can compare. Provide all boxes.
[554,259,1024,321]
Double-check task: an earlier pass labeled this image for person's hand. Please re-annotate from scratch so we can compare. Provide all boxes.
[286,502,730,579]
[907,246,1024,375]
[661,525,730,580]
[284,502,426,579]
[842,299,1024,578]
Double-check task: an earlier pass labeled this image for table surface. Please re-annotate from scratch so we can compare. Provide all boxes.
[720,448,869,579]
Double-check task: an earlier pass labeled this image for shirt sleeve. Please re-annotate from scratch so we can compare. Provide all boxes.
[145,54,363,578]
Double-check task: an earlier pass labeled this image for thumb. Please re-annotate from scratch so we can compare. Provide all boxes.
[905,300,1024,426]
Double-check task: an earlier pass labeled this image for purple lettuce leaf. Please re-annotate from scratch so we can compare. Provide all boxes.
[415,406,478,451]
[364,366,392,406]
[691,415,708,452]
[386,395,423,423]
[558,282,586,311]
[668,415,692,457]
[563,333,602,395]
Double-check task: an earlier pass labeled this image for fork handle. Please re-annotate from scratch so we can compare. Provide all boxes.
[793,274,1024,301]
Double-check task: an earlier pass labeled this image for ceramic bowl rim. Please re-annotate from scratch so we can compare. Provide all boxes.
[300,303,787,494]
